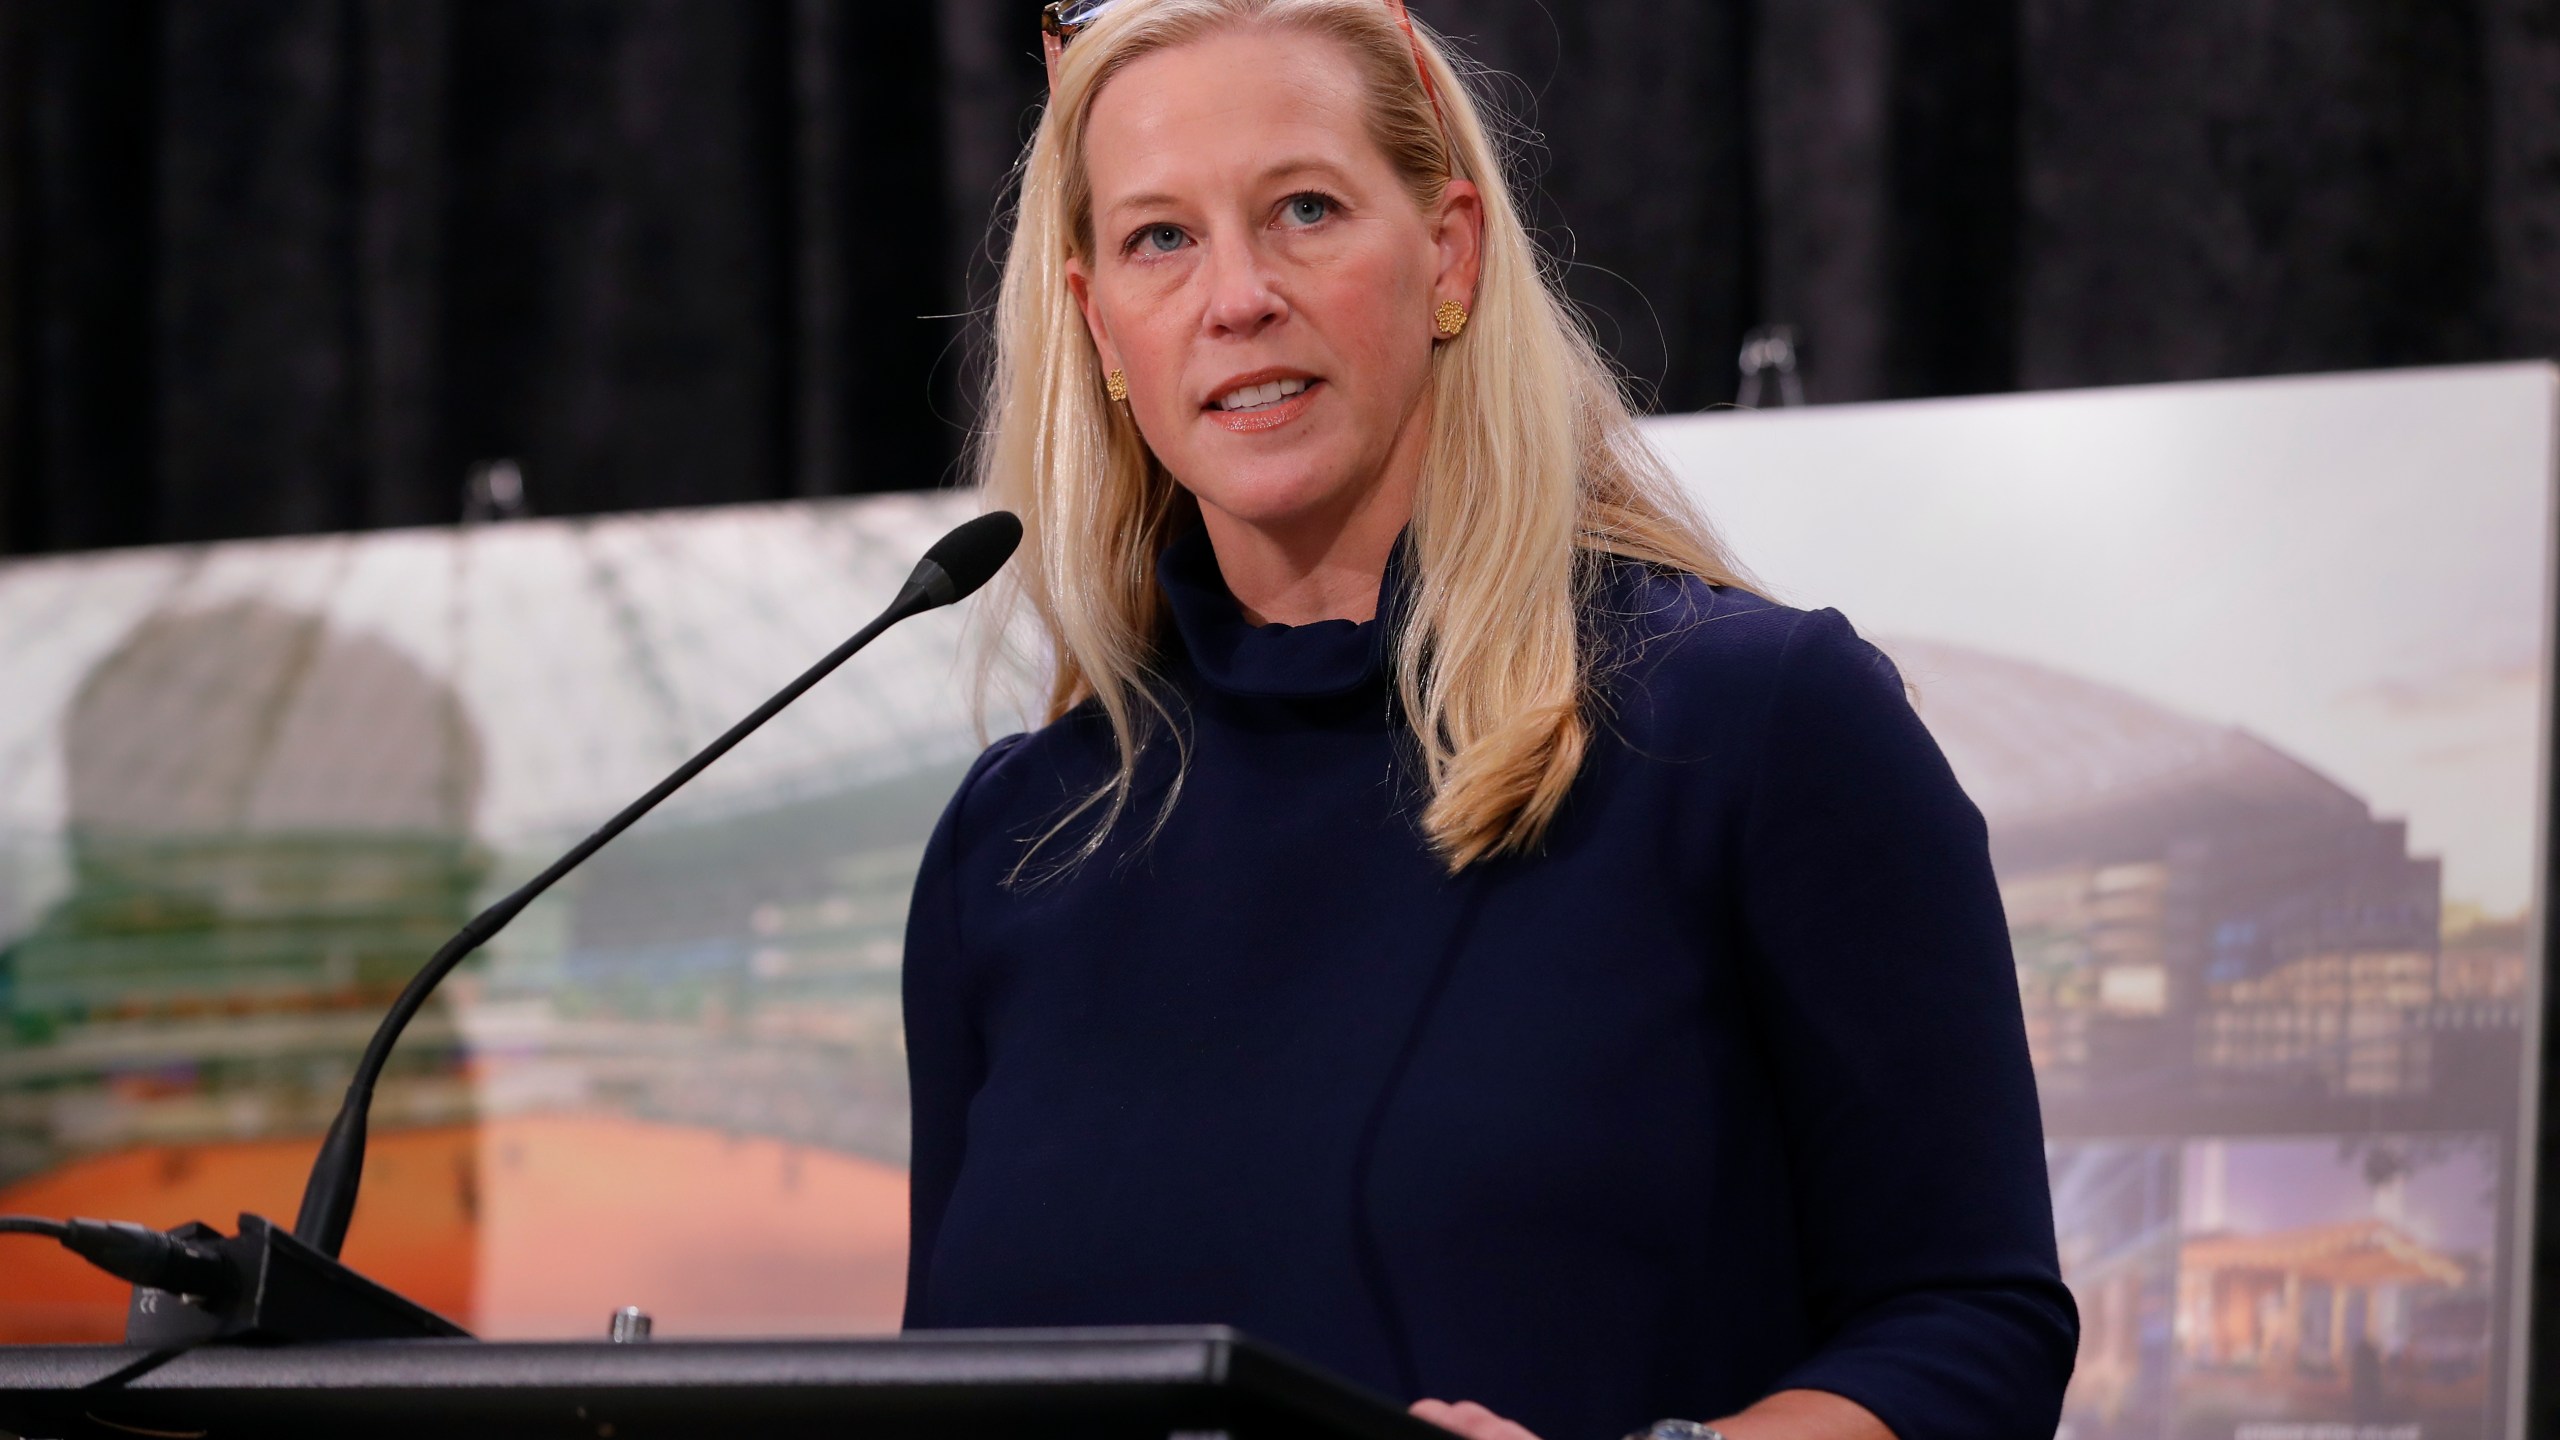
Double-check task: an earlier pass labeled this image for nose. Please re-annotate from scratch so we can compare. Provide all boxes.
[1199,237,1287,339]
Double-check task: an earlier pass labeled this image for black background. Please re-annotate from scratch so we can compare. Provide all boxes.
[2,0,2555,553]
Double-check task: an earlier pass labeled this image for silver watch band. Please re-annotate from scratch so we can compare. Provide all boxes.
[1623,1423,1729,1440]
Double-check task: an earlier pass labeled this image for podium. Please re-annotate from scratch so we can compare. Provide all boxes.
[0,1327,1446,1439]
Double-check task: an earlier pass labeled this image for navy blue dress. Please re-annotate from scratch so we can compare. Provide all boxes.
[901,530,2077,1440]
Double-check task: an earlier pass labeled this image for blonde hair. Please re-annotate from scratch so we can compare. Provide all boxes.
[974,0,1743,872]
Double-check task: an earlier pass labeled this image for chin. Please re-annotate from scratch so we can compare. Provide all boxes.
[1184,463,1367,532]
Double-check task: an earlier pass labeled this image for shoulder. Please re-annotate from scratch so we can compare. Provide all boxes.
[925,705,1124,865]
[1585,561,1907,732]
[1585,565,1985,853]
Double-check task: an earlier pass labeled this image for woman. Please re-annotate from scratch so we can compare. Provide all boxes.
[901,3,2078,1438]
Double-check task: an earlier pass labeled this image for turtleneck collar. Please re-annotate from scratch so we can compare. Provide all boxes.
[1155,524,1403,701]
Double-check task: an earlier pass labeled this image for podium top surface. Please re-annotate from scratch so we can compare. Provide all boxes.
[0,1326,1446,1440]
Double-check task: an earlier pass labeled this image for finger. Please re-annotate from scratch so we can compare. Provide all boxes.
[1444,1400,1543,1440]
[1409,1398,1541,1440]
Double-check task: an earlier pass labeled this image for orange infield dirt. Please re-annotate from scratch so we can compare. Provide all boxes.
[0,1115,910,1342]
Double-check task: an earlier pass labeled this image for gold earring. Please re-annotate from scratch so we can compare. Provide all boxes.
[1105,369,1129,403]
[1435,300,1469,338]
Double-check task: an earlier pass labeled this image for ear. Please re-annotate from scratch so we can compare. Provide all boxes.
[1429,178,1485,313]
[1064,255,1124,375]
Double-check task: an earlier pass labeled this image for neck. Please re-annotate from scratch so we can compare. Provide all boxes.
[1194,405,1428,627]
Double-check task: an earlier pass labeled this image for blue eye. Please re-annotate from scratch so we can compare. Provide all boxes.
[1133,224,1187,254]
[1283,194,1331,226]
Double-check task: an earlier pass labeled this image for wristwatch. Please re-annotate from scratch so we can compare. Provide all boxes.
[1623,1423,1729,1440]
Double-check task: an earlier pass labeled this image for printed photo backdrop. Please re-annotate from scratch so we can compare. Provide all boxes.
[0,492,987,1338]
[0,365,2548,1440]
[1653,362,2557,1440]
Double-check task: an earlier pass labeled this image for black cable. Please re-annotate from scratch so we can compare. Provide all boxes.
[0,1216,233,1299]
[82,1337,224,1393]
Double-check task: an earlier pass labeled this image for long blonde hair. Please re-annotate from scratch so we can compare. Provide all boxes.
[974,0,1743,871]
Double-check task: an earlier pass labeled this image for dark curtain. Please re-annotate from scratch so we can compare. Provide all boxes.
[3,0,2558,554]
[0,0,954,552]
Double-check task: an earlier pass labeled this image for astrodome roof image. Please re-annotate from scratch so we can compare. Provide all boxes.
[0,492,993,1342]
[1879,636,2381,872]
[0,489,986,864]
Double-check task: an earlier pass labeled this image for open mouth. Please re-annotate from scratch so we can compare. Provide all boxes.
[1210,376,1319,413]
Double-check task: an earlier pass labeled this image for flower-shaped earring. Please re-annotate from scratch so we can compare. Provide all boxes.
[1435,301,1469,339]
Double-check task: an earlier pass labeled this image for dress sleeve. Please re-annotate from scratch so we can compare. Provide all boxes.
[1735,609,2079,1440]
[900,736,1023,1331]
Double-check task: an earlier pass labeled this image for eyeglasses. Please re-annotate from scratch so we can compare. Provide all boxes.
[1040,0,1449,141]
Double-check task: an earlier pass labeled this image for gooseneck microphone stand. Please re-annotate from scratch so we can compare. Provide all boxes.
[2,510,1023,1345]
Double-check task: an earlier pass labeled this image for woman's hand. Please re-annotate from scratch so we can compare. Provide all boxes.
[1412,1390,1893,1440]
[1410,1398,1542,1440]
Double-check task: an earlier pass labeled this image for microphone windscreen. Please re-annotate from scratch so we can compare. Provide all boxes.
[921,511,1024,603]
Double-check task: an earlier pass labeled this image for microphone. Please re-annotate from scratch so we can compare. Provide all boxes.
[906,509,1025,609]
[4,509,1022,1344]
[295,508,1020,1257]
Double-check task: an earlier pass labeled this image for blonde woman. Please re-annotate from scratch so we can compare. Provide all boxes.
[900,3,2076,1438]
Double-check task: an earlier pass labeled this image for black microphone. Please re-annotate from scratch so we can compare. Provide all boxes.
[3,509,1021,1345]
[906,509,1026,609]
[293,508,1024,1253]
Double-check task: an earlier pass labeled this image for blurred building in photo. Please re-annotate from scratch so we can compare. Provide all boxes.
[1886,640,2524,1136]
[1,600,487,1183]
[0,493,984,1341]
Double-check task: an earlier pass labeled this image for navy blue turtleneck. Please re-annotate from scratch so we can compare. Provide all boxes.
[901,530,2076,1440]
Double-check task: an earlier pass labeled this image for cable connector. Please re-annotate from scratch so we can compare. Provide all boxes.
[57,1219,235,1301]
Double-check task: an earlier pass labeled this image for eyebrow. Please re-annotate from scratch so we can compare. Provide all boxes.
[1098,157,1358,223]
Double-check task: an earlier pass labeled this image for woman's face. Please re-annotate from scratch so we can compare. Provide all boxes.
[1067,27,1481,542]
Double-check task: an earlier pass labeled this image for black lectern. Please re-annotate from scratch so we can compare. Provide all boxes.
[0,1327,1445,1440]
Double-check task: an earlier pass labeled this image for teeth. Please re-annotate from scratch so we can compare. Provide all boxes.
[1216,377,1308,411]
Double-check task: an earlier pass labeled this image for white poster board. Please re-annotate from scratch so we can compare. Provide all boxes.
[1650,363,2559,1440]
